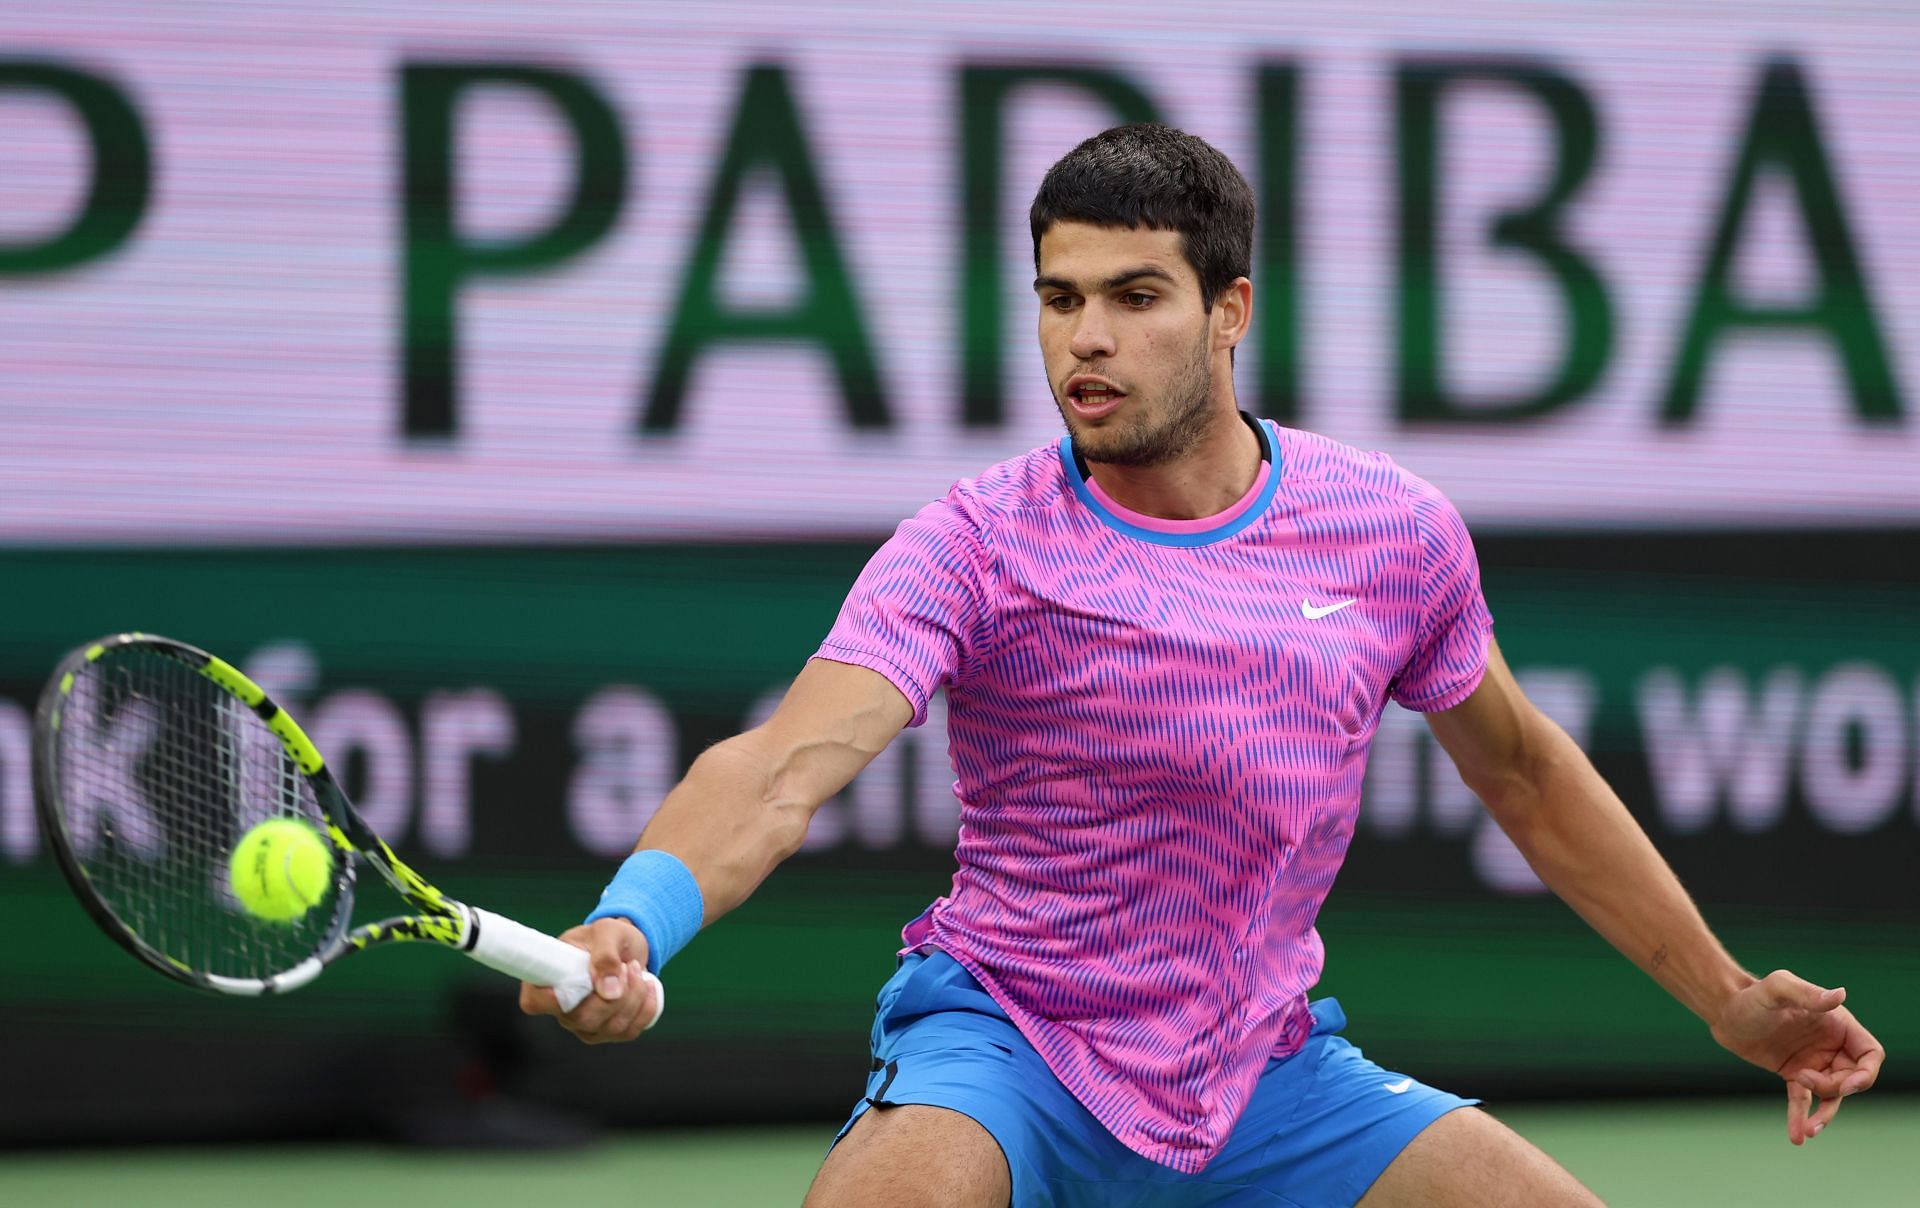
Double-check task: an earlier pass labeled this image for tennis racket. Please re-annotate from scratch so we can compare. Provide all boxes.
[32,631,662,1023]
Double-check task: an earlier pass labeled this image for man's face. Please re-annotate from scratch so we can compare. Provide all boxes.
[1033,222,1221,467]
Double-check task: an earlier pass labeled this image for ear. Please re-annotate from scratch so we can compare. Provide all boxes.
[1211,277,1253,352]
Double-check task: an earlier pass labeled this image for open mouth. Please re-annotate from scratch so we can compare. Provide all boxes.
[1066,377,1127,419]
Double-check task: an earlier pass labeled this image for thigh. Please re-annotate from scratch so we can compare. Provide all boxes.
[1358,1107,1601,1207]
[823,950,1160,1206]
[1204,1001,1481,1207]
[805,1103,1011,1208]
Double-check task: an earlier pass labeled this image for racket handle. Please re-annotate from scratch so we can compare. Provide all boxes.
[464,906,666,1026]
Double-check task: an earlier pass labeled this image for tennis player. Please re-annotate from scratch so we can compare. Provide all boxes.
[521,124,1884,1206]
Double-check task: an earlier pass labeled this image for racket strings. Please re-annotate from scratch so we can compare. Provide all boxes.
[52,648,339,980]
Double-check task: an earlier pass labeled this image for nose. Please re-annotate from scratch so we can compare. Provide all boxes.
[1068,301,1116,362]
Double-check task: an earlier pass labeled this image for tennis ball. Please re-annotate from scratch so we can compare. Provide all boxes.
[228,818,334,922]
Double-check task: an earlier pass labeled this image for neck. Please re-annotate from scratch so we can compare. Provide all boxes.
[1083,403,1263,521]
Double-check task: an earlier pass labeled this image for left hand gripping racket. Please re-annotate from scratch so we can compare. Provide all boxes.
[32,632,662,1024]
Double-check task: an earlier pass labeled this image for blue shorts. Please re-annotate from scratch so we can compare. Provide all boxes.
[835,951,1477,1207]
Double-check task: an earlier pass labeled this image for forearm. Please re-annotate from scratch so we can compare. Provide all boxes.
[609,659,909,932]
[630,729,831,926]
[1485,720,1753,1023]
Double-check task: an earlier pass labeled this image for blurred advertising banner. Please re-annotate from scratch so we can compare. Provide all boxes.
[0,534,1912,905]
[0,533,1912,1137]
[1,3,1917,541]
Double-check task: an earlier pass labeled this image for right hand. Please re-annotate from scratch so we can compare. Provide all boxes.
[518,916,663,1044]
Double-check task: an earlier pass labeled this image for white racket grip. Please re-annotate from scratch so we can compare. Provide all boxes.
[465,906,665,1027]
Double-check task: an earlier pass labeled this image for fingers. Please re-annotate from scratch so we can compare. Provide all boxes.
[518,981,560,1017]
[1846,1051,1884,1095]
[1845,1017,1887,1092]
[1787,1078,1812,1145]
[558,961,662,1044]
[1806,1088,1845,1137]
[638,969,666,1030]
[1760,969,1844,1014]
[597,960,656,1040]
[563,959,635,1038]
[1788,1077,1846,1143]
[585,917,647,1002]
[519,918,659,1044]
[1789,1062,1869,1143]
[1796,1069,1847,1098]
[1795,1057,1878,1101]
[1785,1012,1885,1133]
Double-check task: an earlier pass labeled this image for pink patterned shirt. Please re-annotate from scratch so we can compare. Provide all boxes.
[814,418,1493,1172]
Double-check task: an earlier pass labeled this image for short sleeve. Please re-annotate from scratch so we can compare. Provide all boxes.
[1390,477,1494,712]
[812,497,993,727]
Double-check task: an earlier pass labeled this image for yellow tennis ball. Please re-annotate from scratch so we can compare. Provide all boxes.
[228,818,334,922]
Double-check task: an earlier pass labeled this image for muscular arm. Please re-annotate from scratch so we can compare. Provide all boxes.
[520,657,912,1039]
[1426,641,1745,1018]
[640,656,913,925]
[1427,639,1883,1143]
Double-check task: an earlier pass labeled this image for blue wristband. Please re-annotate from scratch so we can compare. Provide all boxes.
[585,850,704,975]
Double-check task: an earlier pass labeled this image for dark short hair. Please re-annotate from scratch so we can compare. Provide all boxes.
[1029,123,1254,311]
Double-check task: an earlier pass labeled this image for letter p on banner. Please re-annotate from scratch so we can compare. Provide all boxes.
[399,63,629,439]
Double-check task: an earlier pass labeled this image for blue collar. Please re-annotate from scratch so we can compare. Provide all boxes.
[1058,416,1282,548]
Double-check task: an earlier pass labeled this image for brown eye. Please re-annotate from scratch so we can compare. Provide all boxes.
[1121,292,1155,308]
[1045,295,1077,311]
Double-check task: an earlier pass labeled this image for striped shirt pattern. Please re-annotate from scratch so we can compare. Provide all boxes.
[815,419,1493,1172]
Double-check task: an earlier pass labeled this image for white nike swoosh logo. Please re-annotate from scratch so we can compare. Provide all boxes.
[1383,1078,1413,1094]
[1301,598,1357,620]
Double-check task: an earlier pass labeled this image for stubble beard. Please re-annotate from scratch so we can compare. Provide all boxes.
[1055,329,1219,469]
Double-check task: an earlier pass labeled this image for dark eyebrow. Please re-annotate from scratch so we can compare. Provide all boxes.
[1032,266,1180,294]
